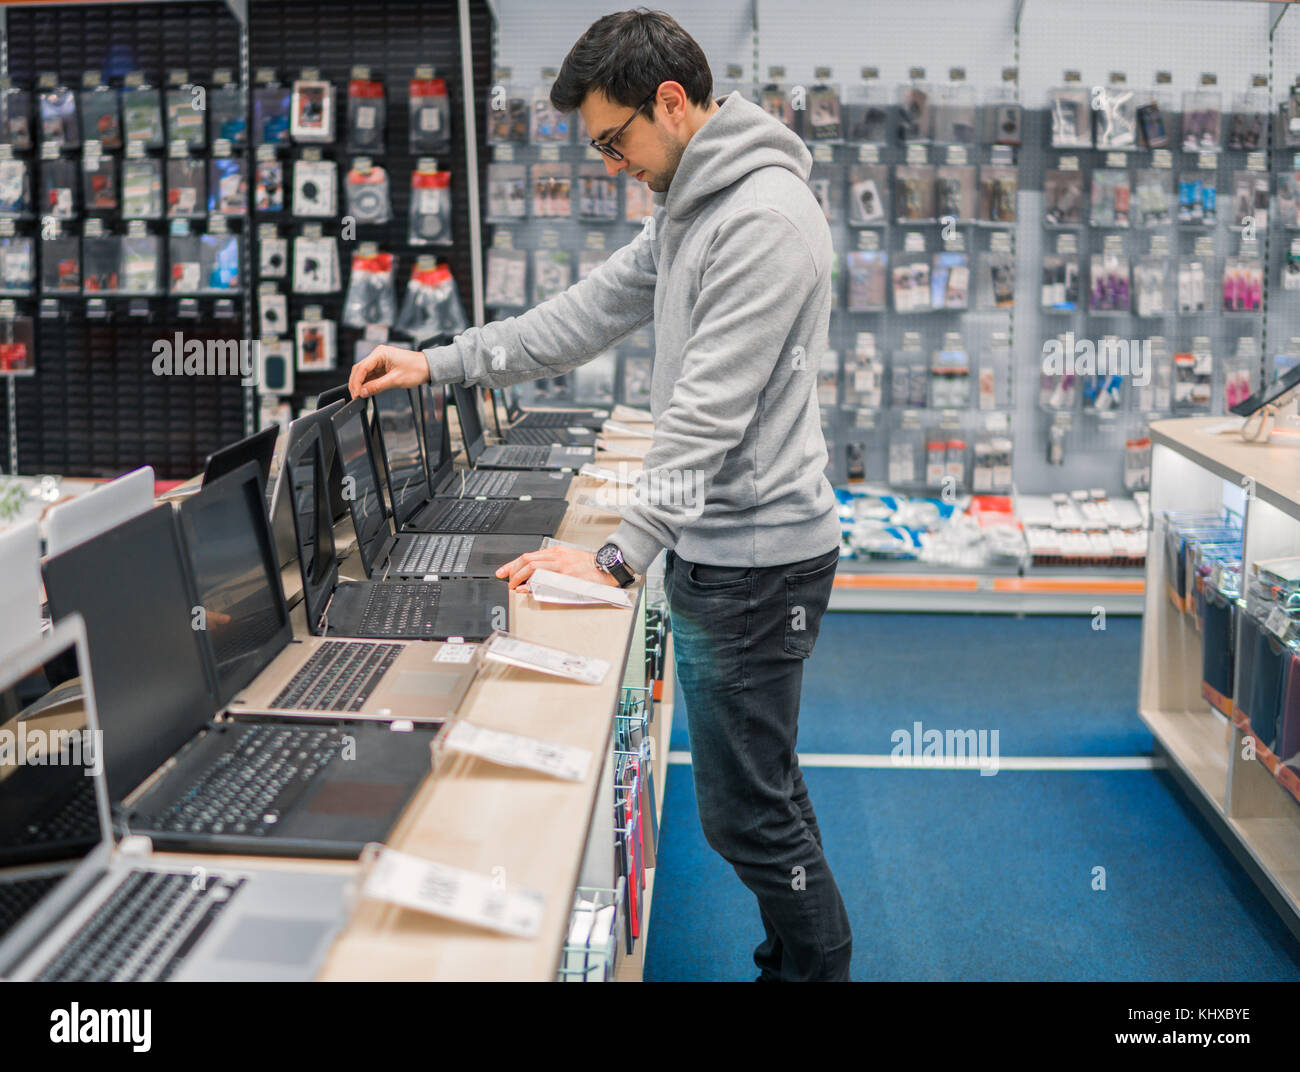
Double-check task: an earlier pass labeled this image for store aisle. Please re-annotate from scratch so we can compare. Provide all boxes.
[647,613,1300,981]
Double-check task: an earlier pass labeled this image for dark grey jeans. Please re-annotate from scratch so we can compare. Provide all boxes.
[664,545,852,981]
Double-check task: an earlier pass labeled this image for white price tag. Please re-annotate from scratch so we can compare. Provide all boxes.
[578,462,639,486]
[527,568,633,607]
[434,643,477,663]
[361,848,545,938]
[611,404,651,422]
[484,632,610,684]
[603,420,654,439]
[443,720,592,782]
[1265,605,1291,640]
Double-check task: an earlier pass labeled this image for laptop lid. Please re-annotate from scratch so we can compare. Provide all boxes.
[42,506,216,805]
[373,388,432,530]
[0,520,43,663]
[269,401,346,567]
[286,424,340,633]
[0,615,116,979]
[203,425,279,490]
[177,462,293,709]
[451,383,487,464]
[329,398,393,578]
[315,384,350,409]
[44,465,155,558]
[417,384,454,491]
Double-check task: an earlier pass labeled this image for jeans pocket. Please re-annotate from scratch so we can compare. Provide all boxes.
[687,561,753,590]
[783,549,839,657]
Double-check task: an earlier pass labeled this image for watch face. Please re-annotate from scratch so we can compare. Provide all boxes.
[596,543,619,569]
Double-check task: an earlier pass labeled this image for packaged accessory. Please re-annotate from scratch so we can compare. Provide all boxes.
[844,84,889,144]
[980,251,1015,310]
[1089,253,1130,312]
[259,235,288,278]
[846,251,888,312]
[79,86,121,150]
[1278,170,1300,229]
[1090,169,1132,228]
[169,234,202,293]
[209,84,247,146]
[1044,169,1084,226]
[1093,86,1136,150]
[1227,90,1267,151]
[209,156,248,215]
[759,85,796,133]
[395,262,469,342]
[1176,259,1207,312]
[258,338,294,396]
[487,88,528,144]
[342,250,397,328]
[409,77,451,155]
[1173,349,1213,411]
[81,235,121,293]
[577,162,619,222]
[293,234,341,293]
[259,289,287,336]
[1136,97,1169,148]
[295,318,336,371]
[41,158,78,219]
[82,153,118,212]
[805,85,843,141]
[808,172,837,222]
[165,157,205,218]
[121,158,163,218]
[347,78,386,154]
[410,166,452,244]
[898,83,932,142]
[532,249,571,304]
[0,316,34,375]
[0,159,32,217]
[487,162,527,221]
[200,233,241,292]
[1229,171,1268,233]
[1040,255,1080,312]
[1177,172,1216,224]
[165,86,205,150]
[0,236,35,294]
[291,79,335,142]
[255,157,284,212]
[344,160,392,224]
[979,165,1017,223]
[1049,88,1091,148]
[121,234,160,294]
[1181,90,1222,152]
[121,86,163,148]
[253,85,291,146]
[1134,169,1172,227]
[0,86,33,150]
[485,247,528,307]
[934,164,975,221]
[292,158,337,217]
[530,87,571,144]
[38,87,78,150]
[531,162,572,218]
[1134,257,1169,317]
[891,257,931,313]
[932,84,975,145]
[1222,256,1263,312]
[847,165,888,226]
[990,100,1022,147]
[41,235,80,293]
[931,252,969,310]
[894,165,935,221]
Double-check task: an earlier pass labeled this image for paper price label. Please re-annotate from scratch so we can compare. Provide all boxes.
[603,420,653,439]
[434,643,477,663]
[1265,606,1291,640]
[361,848,545,938]
[527,568,633,607]
[444,721,591,782]
[485,633,611,684]
[578,463,639,486]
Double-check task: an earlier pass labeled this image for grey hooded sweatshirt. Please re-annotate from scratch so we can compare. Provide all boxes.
[424,90,841,575]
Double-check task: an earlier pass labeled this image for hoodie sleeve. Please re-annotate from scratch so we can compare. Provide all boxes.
[608,207,818,574]
[424,217,658,388]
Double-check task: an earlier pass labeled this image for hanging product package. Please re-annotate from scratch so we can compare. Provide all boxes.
[121,234,161,295]
[344,160,392,225]
[41,158,79,219]
[0,158,32,217]
[121,86,164,149]
[165,87,206,151]
[0,235,35,294]
[395,263,469,342]
[409,77,451,155]
[209,156,248,215]
[342,250,397,328]
[0,85,33,150]
[121,158,163,219]
[82,154,118,212]
[81,235,121,294]
[166,157,206,218]
[254,85,292,146]
[255,157,284,212]
[41,235,80,293]
[200,232,242,293]
[347,78,386,154]
[79,86,121,150]
[209,84,247,146]
[409,167,452,245]
[38,87,78,150]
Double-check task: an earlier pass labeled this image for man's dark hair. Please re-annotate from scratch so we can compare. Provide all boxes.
[550,9,713,115]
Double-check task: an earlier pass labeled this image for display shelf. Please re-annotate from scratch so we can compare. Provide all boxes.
[830,564,1144,613]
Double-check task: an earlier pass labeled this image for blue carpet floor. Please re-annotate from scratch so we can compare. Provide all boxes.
[646,613,1300,981]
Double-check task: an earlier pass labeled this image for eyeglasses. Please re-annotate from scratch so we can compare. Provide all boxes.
[589,91,657,161]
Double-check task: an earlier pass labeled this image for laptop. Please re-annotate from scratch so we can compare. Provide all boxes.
[0,520,43,662]
[184,462,483,722]
[269,400,346,568]
[42,502,441,860]
[492,384,609,430]
[290,423,508,641]
[43,465,155,557]
[0,616,352,981]
[336,394,567,545]
[419,384,575,500]
[203,424,280,490]
[453,383,595,471]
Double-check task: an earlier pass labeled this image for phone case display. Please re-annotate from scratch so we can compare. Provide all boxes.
[1134,169,1172,227]
[0,236,35,294]
[410,168,452,244]
[1044,169,1084,227]
[1090,253,1130,313]
[295,318,337,372]
[1177,259,1209,312]
[408,77,450,154]
[933,84,975,145]
[846,251,887,312]
[892,257,932,313]
[846,165,888,226]
[0,159,32,217]
[165,157,205,218]
[1228,172,1268,232]
[41,235,80,293]
[0,316,34,375]
[78,87,120,150]
[41,158,78,219]
[1136,96,1169,149]
[577,163,619,222]
[759,85,796,134]
[343,161,391,225]
[978,252,1015,310]
[1222,257,1262,312]
[532,249,571,304]
[1178,172,1216,225]
[898,83,932,143]
[82,154,118,212]
[1090,170,1131,228]
[1134,257,1170,317]
[931,252,969,310]
[487,162,527,221]
[82,235,121,293]
[531,163,571,218]
[293,235,341,293]
[291,80,335,143]
[0,87,33,151]
[121,234,161,294]
[209,157,247,215]
[259,235,288,278]
[844,84,889,144]
[255,157,284,212]
[486,247,527,307]
[121,86,163,148]
[1041,255,1081,312]
[978,165,1017,224]
[292,159,337,217]
[1093,86,1136,150]
[486,88,528,144]
[209,84,246,146]
[342,250,397,328]
[346,78,386,154]
[394,263,469,342]
[201,233,241,292]
[1049,88,1091,148]
[254,85,291,146]
[530,87,571,144]
[1181,90,1221,152]
[895,165,935,222]
[934,164,975,221]
[121,158,162,218]
[804,85,843,142]
[1173,349,1213,411]
[165,87,205,150]
[39,87,78,150]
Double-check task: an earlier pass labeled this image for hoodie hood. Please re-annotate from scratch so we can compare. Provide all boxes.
[664,91,812,220]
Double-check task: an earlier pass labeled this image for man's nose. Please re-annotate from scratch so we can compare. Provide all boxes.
[604,155,625,178]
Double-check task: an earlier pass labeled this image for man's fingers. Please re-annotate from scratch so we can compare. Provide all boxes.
[507,562,537,590]
[356,368,407,399]
[348,351,387,399]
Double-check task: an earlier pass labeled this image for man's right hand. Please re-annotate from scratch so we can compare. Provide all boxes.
[347,344,432,399]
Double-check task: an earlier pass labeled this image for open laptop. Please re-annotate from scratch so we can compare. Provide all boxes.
[269,400,346,568]
[492,384,609,431]
[453,384,595,471]
[0,520,43,662]
[43,465,155,557]
[42,501,441,860]
[0,616,352,981]
[419,384,574,500]
[290,423,508,641]
[203,424,280,490]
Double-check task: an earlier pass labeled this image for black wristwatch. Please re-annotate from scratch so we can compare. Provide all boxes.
[594,542,636,588]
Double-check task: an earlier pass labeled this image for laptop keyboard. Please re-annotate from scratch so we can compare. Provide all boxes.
[358,583,442,636]
[17,778,99,845]
[496,445,551,467]
[270,640,403,712]
[461,469,518,496]
[36,869,244,982]
[517,410,592,428]
[396,534,475,575]
[141,725,343,837]
[0,875,61,934]
[507,426,572,445]
[437,499,507,533]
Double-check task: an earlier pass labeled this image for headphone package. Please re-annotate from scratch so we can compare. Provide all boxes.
[121,158,162,219]
[346,78,386,154]
[121,86,164,148]
[409,167,452,245]
[342,250,397,328]
[39,87,79,150]
[259,235,288,278]
[344,160,392,225]
[291,79,335,143]
[295,317,336,371]
[847,164,888,226]
[0,86,33,150]
[254,85,292,146]
[292,158,337,217]
[409,77,451,155]
[41,157,79,219]
[0,159,32,217]
[166,157,206,218]
[210,156,248,215]
[293,234,341,293]
[394,263,468,342]
[79,86,121,150]
[255,157,284,212]
[259,288,288,336]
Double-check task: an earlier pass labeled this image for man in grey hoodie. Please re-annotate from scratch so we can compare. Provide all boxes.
[348,9,852,982]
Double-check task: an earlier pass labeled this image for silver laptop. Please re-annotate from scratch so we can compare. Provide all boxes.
[0,519,42,662]
[44,465,154,557]
[0,616,351,982]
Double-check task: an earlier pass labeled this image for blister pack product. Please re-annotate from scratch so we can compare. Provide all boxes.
[82,235,121,293]
[844,84,889,144]
[979,164,1017,223]
[295,318,336,371]
[344,161,391,224]
[0,86,33,150]
[1279,170,1300,229]
[121,234,161,294]
[934,164,975,221]
[1089,253,1130,312]
[41,235,80,293]
[347,78,386,153]
[79,87,121,149]
[932,84,975,145]
[895,165,935,221]
[1222,256,1263,312]
[531,162,571,218]
[409,77,451,154]
[165,87,205,150]
[898,83,932,142]
[487,162,527,221]
[394,263,469,342]
[1227,91,1267,151]
[1044,169,1084,226]
[293,234,341,293]
[41,157,78,219]
[0,236,35,294]
[259,235,288,278]
[121,158,163,218]
[38,87,78,150]
[980,251,1015,310]
[1093,87,1136,150]
[805,85,843,141]
[1090,169,1131,228]
[82,154,118,212]
[121,86,164,148]
[0,159,32,217]
[1049,87,1091,148]
[292,158,337,217]
[166,157,206,218]
[291,79,335,143]
[1136,97,1169,148]
[210,156,248,215]
[931,252,969,310]
[577,162,619,221]
[258,337,294,395]
[1134,257,1169,317]
[892,257,932,313]
[255,157,284,211]
[168,234,203,293]
[532,249,571,304]
[342,250,397,327]
[1177,172,1216,225]
[1176,259,1208,312]
[1040,255,1081,312]
[1134,169,1172,227]
[209,84,247,146]
[808,171,838,222]
[0,315,34,375]
[409,167,452,244]
[254,85,291,146]
[759,85,796,133]
[846,250,888,312]
[530,87,571,144]
[200,232,241,292]
[487,88,529,144]
[485,246,528,307]
[1173,349,1213,411]
[1181,90,1221,152]
[1229,171,1269,233]
[847,165,888,226]
[258,289,287,335]
[989,99,1022,147]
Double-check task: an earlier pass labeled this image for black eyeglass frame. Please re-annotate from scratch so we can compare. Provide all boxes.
[589,90,658,161]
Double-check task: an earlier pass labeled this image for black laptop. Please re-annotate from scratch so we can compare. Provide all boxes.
[492,384,609,430]
[453,384,595,471]
[269,400,345,568]
[290,423,508,640]
[41,499,439,860]
[203,424,279,490]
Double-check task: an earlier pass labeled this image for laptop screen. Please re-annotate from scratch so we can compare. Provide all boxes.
[0,624,109,957]
[417,385,450,487]
[373,389,429,530]
[287,427,338,632]
[178,462,293,708]
[330,400,390,574]
[203,425,279,490]
[451,384,485,462]
[42,507,215,806]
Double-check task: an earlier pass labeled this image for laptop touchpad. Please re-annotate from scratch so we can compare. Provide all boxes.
[217,916,328,965]
[388,670,457,696]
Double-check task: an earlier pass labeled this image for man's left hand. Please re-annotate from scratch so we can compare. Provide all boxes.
[495,546,620,591]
